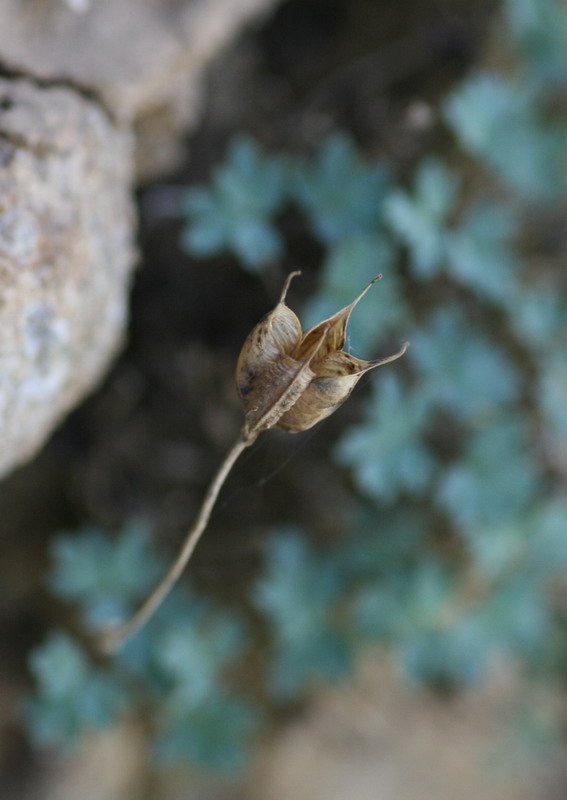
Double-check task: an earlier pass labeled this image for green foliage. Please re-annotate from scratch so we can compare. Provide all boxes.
[464,498,567,584]
[437,420,541,529]
[26,0,567,777]
[157,614,245,707]
[27,527,260,773]
[509,285,567,350]
[539,354,567,448]
[181,135,289,270]
[334,375,436,503]
[384,158,458,277]
[253,529,352,697]
[153,609,258,772]
[503,0,567,85]
[48,522,161,627]
[444,72,566,199]
[408,309,521,420]
[154,695,258,773]
[293,133,392,244]
[445,201,520,303]
[338,514,493,685]
[26,633,127,746]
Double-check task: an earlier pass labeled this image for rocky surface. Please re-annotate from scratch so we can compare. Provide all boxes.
[0,77,134,478]
[0,0,280,480]
[0,0,279,178]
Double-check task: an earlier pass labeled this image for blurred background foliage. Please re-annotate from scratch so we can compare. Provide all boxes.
[11,0,567,788]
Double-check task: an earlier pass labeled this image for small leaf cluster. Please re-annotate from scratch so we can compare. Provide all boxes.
[252,528,352,697]
[181,136,289,270]
[444,72,566,201]
[255,497,567,690]
[27,524,259,773]
[26,633,128,745]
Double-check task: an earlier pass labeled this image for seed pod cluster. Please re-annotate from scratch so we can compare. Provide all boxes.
[236,271,409,438]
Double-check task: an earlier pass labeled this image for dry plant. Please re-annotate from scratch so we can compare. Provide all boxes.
[99,272,408,653]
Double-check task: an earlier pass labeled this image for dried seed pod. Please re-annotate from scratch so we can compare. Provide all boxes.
[236,272,409,436]
[102,271,409,651]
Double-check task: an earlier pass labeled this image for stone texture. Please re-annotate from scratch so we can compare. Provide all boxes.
[0,77,134,477]
[0,0,281,479]
[0,0,279,178]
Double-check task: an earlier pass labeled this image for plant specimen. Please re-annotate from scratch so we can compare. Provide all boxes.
[100,272,408,652]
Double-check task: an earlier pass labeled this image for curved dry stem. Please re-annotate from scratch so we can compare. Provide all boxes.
[98,429,256,654]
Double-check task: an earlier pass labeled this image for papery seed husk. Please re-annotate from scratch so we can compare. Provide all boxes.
[293,275,381,362]
[236,268,409,436]
[236,272,302,407]
[277,344,410,433]
[277,353,374,433]
[242,353,316,436]
[277,374,361,432]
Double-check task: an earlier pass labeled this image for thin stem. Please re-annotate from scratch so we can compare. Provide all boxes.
[98,429,256,654]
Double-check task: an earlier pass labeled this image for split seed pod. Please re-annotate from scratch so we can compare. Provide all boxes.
[236,271,409,438]
[101,272,410,651]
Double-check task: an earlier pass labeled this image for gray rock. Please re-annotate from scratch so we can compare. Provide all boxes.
[0,0,281,479]
[0,78,135,477]
[0,0,279,179]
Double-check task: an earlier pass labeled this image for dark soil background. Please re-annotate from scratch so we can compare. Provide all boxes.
[0,0,498,796]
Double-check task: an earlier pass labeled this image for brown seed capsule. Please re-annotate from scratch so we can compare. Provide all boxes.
[236,272,409,437]
[101,272,409,652]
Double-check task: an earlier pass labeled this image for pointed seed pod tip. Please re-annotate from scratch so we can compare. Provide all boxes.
[236,271,408,435]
